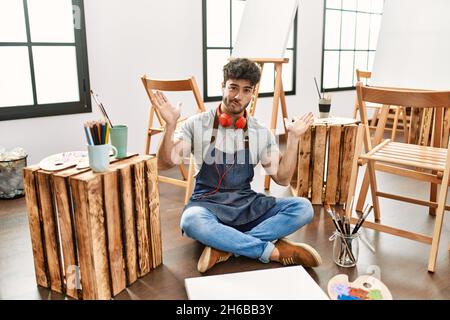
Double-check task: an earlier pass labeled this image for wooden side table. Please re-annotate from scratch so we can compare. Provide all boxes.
[23,155,161,300]
[290,118,361,206]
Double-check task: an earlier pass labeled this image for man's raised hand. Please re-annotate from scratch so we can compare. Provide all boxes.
[284,112,314,138]
[153,90,181,128]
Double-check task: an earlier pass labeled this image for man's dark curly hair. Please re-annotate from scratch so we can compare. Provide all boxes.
[223,58,261,87]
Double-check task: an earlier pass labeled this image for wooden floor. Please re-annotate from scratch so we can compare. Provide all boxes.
[0,164,449,300]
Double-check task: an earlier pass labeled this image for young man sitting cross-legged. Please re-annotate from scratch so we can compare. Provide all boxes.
[155,58,321,273]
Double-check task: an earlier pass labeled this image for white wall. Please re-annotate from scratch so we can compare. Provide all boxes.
[0,0,355,165]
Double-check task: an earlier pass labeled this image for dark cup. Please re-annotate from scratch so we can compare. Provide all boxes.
[319,98,331,118]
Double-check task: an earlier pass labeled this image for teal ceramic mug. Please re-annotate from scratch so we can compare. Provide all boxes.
[87,144,117,173]
[109,125,128,159]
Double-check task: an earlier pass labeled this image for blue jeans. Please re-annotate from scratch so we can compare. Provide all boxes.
[180,197,314,263]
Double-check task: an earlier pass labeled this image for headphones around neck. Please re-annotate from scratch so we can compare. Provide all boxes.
[217,106,247,129]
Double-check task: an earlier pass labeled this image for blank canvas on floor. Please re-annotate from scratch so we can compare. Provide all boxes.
[185,266,329,300]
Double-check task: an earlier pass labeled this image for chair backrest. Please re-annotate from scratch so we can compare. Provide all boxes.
[356,69,372,82]
[141,75,206,126]
[356,82,450,151]
[353,70,374,113]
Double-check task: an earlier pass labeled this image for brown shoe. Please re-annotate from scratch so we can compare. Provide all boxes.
[197,246,232,273]
[275,238,322,267]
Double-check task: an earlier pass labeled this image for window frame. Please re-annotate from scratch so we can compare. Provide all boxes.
[202,0,298,102]
[321,0,383,92]
[0,0,91,121]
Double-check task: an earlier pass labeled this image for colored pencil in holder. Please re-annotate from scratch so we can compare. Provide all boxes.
[105,125,110,144]
[84,124,93,145]
[89,123,98,145]
[85,120,109,145]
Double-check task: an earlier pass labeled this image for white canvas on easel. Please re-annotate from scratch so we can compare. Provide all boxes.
[231,0,299,191]
[232,0,299,59]
[185,266,329,300]
[371,0,450,90]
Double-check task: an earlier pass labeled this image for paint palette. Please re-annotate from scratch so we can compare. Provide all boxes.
[327,274,392,300]
[39,151,117,171]
[39,151,88,171]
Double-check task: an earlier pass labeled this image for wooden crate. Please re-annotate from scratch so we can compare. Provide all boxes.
[23,155,162,300]
[290,121,359,206]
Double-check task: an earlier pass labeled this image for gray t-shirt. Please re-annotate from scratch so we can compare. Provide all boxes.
[174,109,279,177]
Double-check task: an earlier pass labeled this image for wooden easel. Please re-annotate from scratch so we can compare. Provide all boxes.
[240,57,290,190]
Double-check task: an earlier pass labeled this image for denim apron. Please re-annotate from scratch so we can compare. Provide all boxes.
[183,110,277,230]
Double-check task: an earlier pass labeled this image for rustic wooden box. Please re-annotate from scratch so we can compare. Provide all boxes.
[290,121,359,205]
[23,155,162,300]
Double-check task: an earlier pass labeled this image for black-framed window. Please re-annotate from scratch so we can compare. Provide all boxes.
[0,0,91,121]
[321,0,384,92]
[202,0,298,102]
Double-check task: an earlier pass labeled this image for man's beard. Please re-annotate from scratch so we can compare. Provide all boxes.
[222,97,250,115]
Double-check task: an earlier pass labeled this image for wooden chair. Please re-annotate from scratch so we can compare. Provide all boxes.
[352,69,409,142]
[141,75,206,204]
[346,82,450,272]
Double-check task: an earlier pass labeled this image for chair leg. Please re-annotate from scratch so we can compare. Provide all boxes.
[367,160,381,222]
[353,103,359,119]
[345,126,364,218]
[428,182,449,272]
[346,167,360,219]
[179,163,188,181]
[391,107,400,141]
[401,107,409,143]
[429,182,437,216]
[184,156,195,205]
[145,106,156,155]
[356,170,370,213]
[145,134,152,155]
[370,109,379,127]
[428,126,450,272]
[357,106,389,214]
